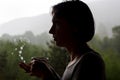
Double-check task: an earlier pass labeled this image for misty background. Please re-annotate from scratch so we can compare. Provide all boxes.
[0,0,120,80]
[0,0,120,38]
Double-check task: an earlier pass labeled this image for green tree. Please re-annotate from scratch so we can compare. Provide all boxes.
[112,25,120,54]
[47,41,69,76]
[89,34,120,80]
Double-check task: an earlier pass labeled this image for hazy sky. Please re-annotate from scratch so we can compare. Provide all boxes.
[0,0,60,24]
[0,0,95,25]
[0,0,109,36]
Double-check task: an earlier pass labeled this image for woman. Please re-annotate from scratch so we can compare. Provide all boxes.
[19,0,106,80]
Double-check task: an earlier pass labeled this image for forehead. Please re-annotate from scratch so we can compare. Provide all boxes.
[52,14,67,24]
[52,14,60,22]
[52,15,73,31]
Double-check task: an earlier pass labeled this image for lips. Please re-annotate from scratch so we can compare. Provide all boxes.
[53,35,59,41]
[53,35,56,41]
[53,37,57,41]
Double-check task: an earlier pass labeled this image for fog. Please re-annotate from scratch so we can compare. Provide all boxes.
[0,1,120,80]
[0,0,120,37]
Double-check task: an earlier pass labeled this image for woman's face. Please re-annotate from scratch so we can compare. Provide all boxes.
[49,14,73,47]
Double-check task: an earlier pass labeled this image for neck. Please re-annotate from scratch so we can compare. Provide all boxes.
[65,43,92,61]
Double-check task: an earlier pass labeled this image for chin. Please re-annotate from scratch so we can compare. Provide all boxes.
[55,42,62,46]
[55,41,66,47]
[55,41,63,47]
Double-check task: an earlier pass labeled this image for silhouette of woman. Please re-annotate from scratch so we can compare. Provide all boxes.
[19,0,106,80]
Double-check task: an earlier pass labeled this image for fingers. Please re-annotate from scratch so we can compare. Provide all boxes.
[19,62,31,73]
[29,60,48,78]
[19,61,41,77]
[30,60,45,72]
[19,57,52,78]
[19,59,47,73]
[31,57,49,63]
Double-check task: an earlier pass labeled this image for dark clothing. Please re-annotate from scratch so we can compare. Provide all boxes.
[61,51,106,80]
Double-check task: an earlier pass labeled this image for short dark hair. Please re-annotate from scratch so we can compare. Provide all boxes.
[52,0,95,42]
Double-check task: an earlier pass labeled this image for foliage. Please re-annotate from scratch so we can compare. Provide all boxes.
[0,40,45,80]
[89,25,120,80]
[47,41,69,76]
[0,25,120,80]
[112,25,120,53]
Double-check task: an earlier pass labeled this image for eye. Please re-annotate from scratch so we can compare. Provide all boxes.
[53,21,60,30]
[56,23,61,30]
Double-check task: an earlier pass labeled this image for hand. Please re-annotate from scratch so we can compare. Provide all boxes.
[19,61,31,73]
[19,57,53,79]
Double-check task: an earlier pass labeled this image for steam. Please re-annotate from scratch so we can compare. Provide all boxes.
[11,37,30,63]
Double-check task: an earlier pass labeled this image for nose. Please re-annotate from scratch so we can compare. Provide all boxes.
[49,25,55,34]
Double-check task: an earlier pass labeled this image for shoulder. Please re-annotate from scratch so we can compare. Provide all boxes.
[73,51,105,72]
[81,51,104,65]
[78,51,105,70]
[72,51,106,80]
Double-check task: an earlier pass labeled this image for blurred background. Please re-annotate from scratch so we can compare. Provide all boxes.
[0,0,120,80]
